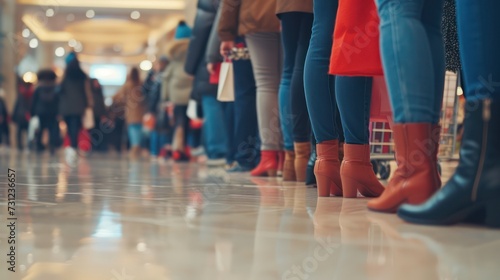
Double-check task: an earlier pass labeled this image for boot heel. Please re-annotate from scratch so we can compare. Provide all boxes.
[316,174,335,197]
[341,176,360,198]
[484,201,500,228]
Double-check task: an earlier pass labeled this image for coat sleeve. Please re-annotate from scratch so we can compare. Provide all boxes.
[218,0,241,42]
[206,4,223,64]
[161,67,173,102]
[184,9,216,76]
[148,81,161,113]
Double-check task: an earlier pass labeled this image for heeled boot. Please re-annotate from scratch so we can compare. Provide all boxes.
[341,144,385,198]
[283,150,296,181]
[250,150,279,177]
[398,99,500,227]
[294,142,311,182]
[367,123,440,213]
[305,142,317,186]
[315,140,343,197]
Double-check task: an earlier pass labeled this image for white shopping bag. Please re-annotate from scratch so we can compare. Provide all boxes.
[82,108,95,129]
[187,99,199,120]
[28,116,40,142]
[217,61,235,102]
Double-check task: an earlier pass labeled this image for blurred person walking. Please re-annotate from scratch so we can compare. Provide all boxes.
[0,88,10,152]
[109,89,126,154]
[163,21,194,162]
[186,0,229,166]
[31,69,60,154]
[89,78,108,153]
[13,77,34,151]
[146,57,171,160]
[219,0,284,176]
[118,67,146,159]
[58,53,94,162]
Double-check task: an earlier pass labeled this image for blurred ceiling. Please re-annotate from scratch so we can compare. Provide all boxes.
[16,0,186,64]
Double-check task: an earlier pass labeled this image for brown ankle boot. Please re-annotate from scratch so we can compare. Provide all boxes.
[341,144,385,198]
[283,150,296,181]
[367,124,440,213]
[315,140,343,197]
[294,142,311,182]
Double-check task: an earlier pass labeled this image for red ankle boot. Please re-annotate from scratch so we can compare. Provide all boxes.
[251,151,279,177]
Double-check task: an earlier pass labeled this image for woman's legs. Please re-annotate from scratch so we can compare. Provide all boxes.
[304,0,342,196]
[398,0,500,227]
[245,32,283,176]
[336,76,384,197]
[201,95,228,160]
[64,116,82,149]
[369,0,445,212]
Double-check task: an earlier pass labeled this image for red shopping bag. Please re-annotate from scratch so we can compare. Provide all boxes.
[209,62,221,84]
[63,129,92,152]
[330,0,383,76]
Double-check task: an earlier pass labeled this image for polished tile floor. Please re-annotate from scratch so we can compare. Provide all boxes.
[0,152,498,280]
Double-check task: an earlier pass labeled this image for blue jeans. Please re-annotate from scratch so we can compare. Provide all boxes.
[304,0,341,143]
[127,123,143,147]
[456,0,500,101]
[280,12,314,144]
[376,0,445,124]
[201,95,228,160]
[336,77,373,144]
[232,43,260,168]
[150,131,168,156]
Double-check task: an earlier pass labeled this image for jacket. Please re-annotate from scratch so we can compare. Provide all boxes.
[163,39,193,105]
[276,0,313,15]
[118,81,146,124]
[31,83,59,117]
[147,70,171,131]
[218,0,280,42]
[206,3,223,64]
[185,0,219,101]
[0,97,8,124]
[58,77,92,117]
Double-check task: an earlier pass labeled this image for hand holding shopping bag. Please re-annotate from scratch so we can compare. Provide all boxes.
[217,59,235,102]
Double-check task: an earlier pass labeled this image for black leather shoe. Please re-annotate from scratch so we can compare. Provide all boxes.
[306,142,317,187]
[398,99,500,227]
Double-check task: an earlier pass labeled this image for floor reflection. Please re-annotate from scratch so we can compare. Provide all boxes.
[0,153,497,280]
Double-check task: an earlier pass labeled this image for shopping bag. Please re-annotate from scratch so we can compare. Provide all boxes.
[143,113,156,133]
[28,116,40,142]
[82,108,95,129]
[217,62,235,102]
[187,99,199,120]
[209,62,222,84]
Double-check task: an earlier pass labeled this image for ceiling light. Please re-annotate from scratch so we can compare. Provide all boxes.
[140,60,153,71]
[86,10,95,19]
[74,42,83,52]
[66,14,75,22]
[131,11,141,20]
[46,8,55,17]
[23,72,37,83]
[68,39,77,47]
[22,28,31,38]
[55,47,65,57]
[29,38,39,49]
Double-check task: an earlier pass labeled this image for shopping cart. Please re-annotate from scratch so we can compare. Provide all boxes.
[369,72,460,180]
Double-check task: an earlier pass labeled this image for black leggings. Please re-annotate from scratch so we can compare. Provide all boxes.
[64,115,82,149]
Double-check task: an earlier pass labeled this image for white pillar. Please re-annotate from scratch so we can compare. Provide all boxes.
[0,0,17,111]
[37,41,55,69]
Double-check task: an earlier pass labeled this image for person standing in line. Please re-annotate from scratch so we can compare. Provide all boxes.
[219,0,284,176]
[398,0,500,227]
[162,21,194,162]
[109,89,126,154]
[186,0,229,166]
[276,0,314,182]
[31,69,60,155]
[58,53,94,162]
[119,67,146,159]
[367,0,445,212]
